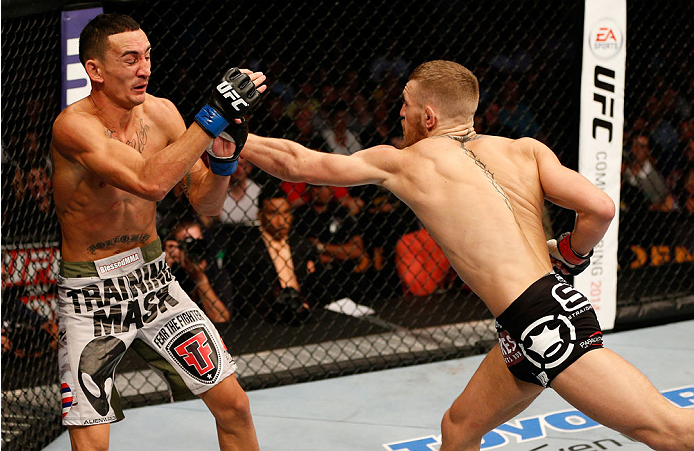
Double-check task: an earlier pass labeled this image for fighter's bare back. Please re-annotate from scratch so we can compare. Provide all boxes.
[381,134,552,316]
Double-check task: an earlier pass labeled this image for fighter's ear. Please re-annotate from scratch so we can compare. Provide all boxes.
[84,59,104,84]
[424,105,437,131]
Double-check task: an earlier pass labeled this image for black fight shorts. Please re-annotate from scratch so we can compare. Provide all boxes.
[495,272,604,388]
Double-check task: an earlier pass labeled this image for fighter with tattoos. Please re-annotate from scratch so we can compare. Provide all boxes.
[50,13,266,451]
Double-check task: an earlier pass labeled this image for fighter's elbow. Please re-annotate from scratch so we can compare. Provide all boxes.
[139,183,169,202]
[580,194,615,229]
[596,194,616,224]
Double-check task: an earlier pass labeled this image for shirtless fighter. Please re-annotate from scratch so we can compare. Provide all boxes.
[241,60,694,450]
[51,13,265,451]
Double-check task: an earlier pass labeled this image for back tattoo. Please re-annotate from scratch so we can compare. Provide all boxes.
[446,134,514,213]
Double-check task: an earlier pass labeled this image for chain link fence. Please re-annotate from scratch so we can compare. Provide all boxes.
[2,1,693,449]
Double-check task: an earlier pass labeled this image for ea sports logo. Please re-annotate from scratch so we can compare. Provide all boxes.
[588,18,624,60]
[519,314,576,370]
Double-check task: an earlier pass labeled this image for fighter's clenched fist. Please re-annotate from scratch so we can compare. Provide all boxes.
[195,67,265,138]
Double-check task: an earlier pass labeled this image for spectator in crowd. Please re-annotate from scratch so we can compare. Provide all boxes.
[246,59,295,105]
[348,93,374,139]
[285,80,320,121]
[369,55,410,85]
[164,219,231,323]
[291,184,369,305]
[369,56,410,106]
[256,94,294,139]
[222,183,316,324]
[288,105,328,150]
[336,69,361,104]
[14,163,53,215]
[645,94,680,176]
[313,83,341,131]
[358,101,403,149]
[1,261,58,359]
[8,130,58,237]
[350,98,419,299]
[209,157,262,226]
[622,134,676,212]
[321,100,363,156]
[279,106,364,214]
[338,181,419,301]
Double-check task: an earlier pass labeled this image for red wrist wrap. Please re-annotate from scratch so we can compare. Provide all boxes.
[557,234,588,266]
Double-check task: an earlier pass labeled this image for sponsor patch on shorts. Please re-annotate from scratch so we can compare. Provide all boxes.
[93,247,144,279]
[498,329,525,367]
[167,325,222,385]
[579,331,604,349]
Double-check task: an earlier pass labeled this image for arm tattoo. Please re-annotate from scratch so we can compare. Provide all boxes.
[447,135,514,213]
[180,172,192,197]
[87,233,150,254]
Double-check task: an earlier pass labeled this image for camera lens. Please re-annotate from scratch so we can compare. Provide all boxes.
[181,237,207,262]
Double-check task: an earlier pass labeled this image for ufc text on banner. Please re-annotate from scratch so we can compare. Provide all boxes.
[574,0,626,330]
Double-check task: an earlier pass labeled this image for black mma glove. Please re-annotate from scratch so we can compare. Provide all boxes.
[195,67,261,138]
[546,232,593,276]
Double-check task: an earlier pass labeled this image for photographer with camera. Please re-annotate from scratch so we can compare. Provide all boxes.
[164,218,231,323]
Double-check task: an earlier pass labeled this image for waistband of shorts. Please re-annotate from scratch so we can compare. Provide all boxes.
[497,272,559,322]
[59,238,162,278]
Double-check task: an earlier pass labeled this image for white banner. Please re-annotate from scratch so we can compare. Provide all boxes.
[574,0,626,330]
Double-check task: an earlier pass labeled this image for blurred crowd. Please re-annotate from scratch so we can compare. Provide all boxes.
[621,82,694,214]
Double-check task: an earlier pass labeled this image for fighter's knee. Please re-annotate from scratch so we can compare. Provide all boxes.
[214,389,252,425]
[68,425,110,451]
[440,409,455,450]
[440,408,478,450]
[441,409,455,433]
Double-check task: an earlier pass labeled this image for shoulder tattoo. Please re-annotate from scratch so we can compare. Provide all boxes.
[87,233,150,254]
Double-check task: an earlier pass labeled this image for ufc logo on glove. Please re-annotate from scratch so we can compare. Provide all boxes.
[216,81,249,111]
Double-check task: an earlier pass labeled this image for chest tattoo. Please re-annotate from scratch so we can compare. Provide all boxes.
[105,118,150,153]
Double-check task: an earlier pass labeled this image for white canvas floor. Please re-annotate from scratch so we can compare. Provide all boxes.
[44,320,694,450]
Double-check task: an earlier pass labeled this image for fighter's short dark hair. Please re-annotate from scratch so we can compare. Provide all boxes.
[79,13,141,66]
